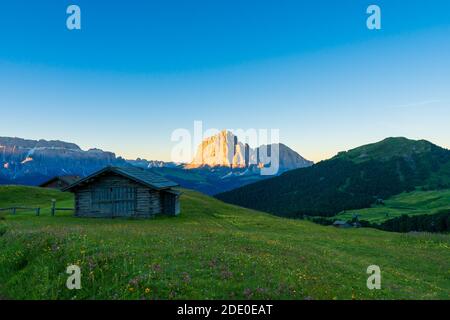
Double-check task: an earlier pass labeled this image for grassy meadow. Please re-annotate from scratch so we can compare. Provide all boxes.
[0,186,449,300]
[333,189,450,224]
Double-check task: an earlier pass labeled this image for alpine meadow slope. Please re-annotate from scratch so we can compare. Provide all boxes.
[0,186,448,299]
[332,189,450,224]
[216,137,450,217]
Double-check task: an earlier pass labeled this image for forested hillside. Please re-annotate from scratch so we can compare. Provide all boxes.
[216,138,450,217]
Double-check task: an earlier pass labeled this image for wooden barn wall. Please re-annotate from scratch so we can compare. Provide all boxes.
[74,173,163,218]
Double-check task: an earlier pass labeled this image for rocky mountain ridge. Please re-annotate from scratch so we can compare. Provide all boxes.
[0,137,124,184]
[185,130,313,173]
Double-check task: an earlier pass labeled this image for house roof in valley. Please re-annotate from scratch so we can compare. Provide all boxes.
[333,220,350,226]
[63,166,179,191]
[39,175,81,187]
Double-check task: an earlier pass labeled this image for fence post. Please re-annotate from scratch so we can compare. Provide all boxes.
[36,208,40,216]
[51,199,56,216]
[12,208,16,215]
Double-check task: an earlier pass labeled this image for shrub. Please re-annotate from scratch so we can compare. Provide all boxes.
[0,223,7,237]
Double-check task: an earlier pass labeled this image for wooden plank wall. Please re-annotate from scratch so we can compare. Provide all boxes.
[74,173,163,218]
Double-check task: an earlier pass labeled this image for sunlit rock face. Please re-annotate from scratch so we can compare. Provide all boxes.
[185,130,313,173]
[187,131,248,169]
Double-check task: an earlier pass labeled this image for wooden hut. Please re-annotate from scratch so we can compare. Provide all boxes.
[39,175,81,190]
[63,166,180,218]
[332,220,352,228]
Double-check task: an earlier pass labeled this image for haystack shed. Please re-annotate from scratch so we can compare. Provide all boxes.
[63,166,180,218]
[332,220,352,228]
[39,175,81,190]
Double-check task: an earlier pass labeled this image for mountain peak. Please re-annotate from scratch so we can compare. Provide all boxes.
[335,137,440,163]
[185,131,313,172]
[185,130,243,169]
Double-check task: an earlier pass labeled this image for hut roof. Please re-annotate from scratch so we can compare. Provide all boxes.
[39,175,81,187]
[63,166,178,191]
[333,220,350,226]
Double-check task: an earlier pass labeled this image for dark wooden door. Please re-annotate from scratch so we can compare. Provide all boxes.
[111,187,136,217]
[92,187,136,217]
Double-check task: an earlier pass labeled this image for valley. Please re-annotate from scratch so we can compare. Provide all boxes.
[216,137,450,221]
[332,189,450,224]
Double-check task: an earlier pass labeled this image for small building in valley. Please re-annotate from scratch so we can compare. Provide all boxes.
[332,220,352,228]
[63,166,180,218]
[39,175,81,190]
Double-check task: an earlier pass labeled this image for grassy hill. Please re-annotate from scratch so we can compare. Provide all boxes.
[334,137,437,163]
[332,189,450,224]
[0,186,449,299]
[216,137,450,217]
[0,185,73,210]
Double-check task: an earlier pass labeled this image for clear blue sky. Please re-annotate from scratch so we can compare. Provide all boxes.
[0,0,449,162]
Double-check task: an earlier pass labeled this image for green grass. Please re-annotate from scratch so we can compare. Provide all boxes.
[332,189,450,224]
[0,186,449,300]
[0,185,74,215]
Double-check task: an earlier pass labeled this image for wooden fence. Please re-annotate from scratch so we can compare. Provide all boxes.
[50,200,74,216]
[0,200,74,217]
[0,207,41,216]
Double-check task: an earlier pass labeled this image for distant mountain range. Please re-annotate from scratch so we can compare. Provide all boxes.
[127,158,178,169]
[3,135,449,214]
[216,137,450,217]
[0,137,125,185]
[0,133,312,194]
[135,131,313,195]
[186,130,313,171]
